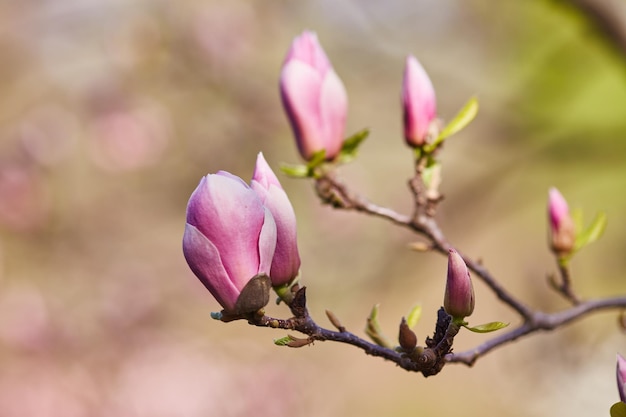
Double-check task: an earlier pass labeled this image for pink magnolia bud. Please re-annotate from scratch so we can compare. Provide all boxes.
[548,187,576,256]
[280,31,348,161]
[617,354,626,402]
[182,172,277,313]
[251,153,301,287]
[402,55,437,147]
[444,249,475,320]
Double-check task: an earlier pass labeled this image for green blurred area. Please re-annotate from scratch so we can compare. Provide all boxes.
[0,0,624,416]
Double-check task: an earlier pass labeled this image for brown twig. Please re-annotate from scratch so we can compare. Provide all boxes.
[315,171,534,320]
[240,289,626,371]
[309,168,625,368]
[553,260,581,304]
[237,288,457,377]
[448,295,626,365]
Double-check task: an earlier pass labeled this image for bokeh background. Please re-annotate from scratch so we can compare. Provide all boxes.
[0,0,625,416]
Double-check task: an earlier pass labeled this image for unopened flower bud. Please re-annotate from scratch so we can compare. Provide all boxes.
[398,317,418,351]
[402,55,437,148]
[617,354,626,402]
[251,152,301,287]
[548,187,576,256]
[444,249,475,320]
[280,31,348,161]
[182,172,277,314]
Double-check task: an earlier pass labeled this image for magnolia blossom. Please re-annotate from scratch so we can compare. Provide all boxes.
[548,187,576,256]
[182,172,276,313]
[402,55,437,147]
[251,153,301,286]
[617,354,626,402]
[280,31,348,161]
[444,249,475,319]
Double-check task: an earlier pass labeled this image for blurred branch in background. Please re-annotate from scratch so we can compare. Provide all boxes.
[560,0,626,59]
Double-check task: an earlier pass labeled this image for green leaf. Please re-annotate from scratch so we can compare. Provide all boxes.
[463,321,509,333]
[365,304,393,348]
[421,162,442,196]
[611,402,626,417]
[575,211,607,251]
[571,208,584,234]
[425,97,478,152]
[306,149,327,170]
[440,97,479,139]
[273,336,293,346]
[406,304,422,329]
[280,163,310,178]
[337,129,369,164]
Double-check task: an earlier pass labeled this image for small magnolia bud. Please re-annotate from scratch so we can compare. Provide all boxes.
[617,354,626,402]
[398,317,418,351]
[402,55,437,148]
[444,249,475,320]
[280,31,348,161]
[548,187,576,256]
[251,152,301,287]
[182,172,277,314]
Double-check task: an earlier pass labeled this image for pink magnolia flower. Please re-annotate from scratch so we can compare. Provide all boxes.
[548,187,575,255]
[617,353,626,402]
[280,31,348,161]
[444,249,475,320]
[183,172,276,313]
[402,55,437,147]
[251,153,301,287]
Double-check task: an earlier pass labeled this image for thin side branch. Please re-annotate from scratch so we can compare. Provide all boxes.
[310,168,625,369]
[243,289,626,372]
[315,171,534,319]
[552,260,581,304]
[242,288,454,377]
[449,296,626,365]
[314,171,411,226]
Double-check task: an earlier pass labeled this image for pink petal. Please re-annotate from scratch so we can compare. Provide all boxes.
[284,31,331,75]
[280,61,325,159]
[185,173,265,284]
[252,153,282,190]
[402,55,436,146]
[319,69,348,160]
[265,186,300,285]
[257,207,277,277]
[548,187,569,230]
[182,223,240,312]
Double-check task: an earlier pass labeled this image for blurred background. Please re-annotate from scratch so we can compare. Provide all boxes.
[0,0,625,415]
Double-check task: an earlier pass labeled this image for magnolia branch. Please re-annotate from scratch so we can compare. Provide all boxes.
[449,295,626,365]
[315,171,533,319]
[312,169,626,367]
[552,261,580,304]
[237,288,456,377]
[185,27,624,388]
[237,286,626,374]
